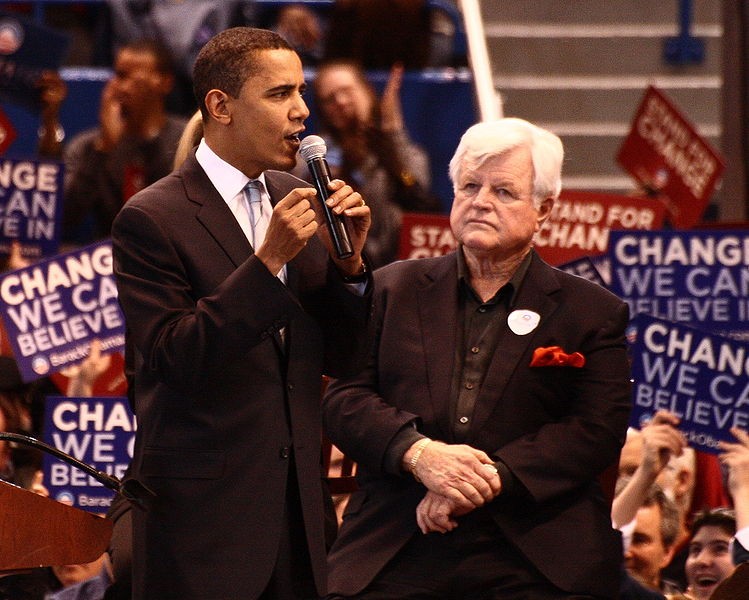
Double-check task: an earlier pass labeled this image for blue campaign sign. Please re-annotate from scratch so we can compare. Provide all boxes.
[43,396,135,512]
[608,230,749,338]
[629,314,749,454]
[0,240,125,382]
[0,157,64,257]
[556,256,607,288]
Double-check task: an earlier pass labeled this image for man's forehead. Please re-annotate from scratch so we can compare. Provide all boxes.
[249,51,304,86]
[117,49,158,67]
[635,504,663,531]
[693,530,731,545]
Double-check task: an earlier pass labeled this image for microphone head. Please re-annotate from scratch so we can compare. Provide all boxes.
[299,135,327,162]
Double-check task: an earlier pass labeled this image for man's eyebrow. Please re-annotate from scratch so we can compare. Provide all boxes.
[266,83,305,95]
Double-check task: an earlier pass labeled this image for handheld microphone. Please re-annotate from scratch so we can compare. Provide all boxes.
[299,135,354,259]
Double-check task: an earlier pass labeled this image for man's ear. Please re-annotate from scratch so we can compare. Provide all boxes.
[660,543,677,570]
[535,197,554,230]
[204,89,231,125]
[674,467,694,503]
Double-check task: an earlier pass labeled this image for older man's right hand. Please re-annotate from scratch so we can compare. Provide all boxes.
[404,440,501,512]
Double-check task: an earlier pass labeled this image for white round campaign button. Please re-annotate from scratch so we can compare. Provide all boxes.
[507,309,540,336]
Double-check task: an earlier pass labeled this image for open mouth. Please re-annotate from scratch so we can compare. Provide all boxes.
[694,575,719,588]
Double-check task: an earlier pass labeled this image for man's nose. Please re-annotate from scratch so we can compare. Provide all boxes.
[331,91,349,107]
[695,548,711,564]
[471,186,493,208]
[291,94,310,121]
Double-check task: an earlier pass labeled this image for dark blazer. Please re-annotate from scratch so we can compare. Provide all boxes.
[735,537,749,564]
[112,152,370,599]
[323,250,632,598]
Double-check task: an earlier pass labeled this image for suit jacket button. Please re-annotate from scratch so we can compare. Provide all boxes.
[279,447,290,459]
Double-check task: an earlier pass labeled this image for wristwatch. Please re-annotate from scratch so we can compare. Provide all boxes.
[340,260,368,283]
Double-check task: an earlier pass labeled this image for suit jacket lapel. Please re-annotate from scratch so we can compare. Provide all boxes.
[183,157,288,357]
[181,153,252,268]
[469,253,562,435]
[265,171,303,296]
[417,255,460,439]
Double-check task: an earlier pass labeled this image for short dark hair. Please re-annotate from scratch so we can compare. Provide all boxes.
[118,38,176,76]
[643,485,681,549]
[690,508,737,539]
[193,27,293,119]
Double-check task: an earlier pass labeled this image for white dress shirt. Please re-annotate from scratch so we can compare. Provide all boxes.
[195,139,286,283]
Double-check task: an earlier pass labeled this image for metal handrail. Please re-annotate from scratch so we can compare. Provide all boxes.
[459,0,501,120]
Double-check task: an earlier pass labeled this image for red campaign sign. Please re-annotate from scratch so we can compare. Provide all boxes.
[534,190,666,266]
[0,106,17,155]
[616,85,724,229]
[398,212,456,260]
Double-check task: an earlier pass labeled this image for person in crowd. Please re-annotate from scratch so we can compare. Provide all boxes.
[625,485,683,594]
[698,428,749,597]
[719,427,749,564]
[62,39,186,244]
[172,109,203,170]
[0,387,23,482]
[615,411,695,589]
[305,59,439,267]
[322,117,632,598]
[46,556,112,600]
[0,343,114,599]
[669,427,749,600]
[111,27,371,600]
[662,454,749,600]
[106,1,324,112]
[323,0,459,69]
[270,2,325,66]
[105,0,244,115]
[666,508,737,600]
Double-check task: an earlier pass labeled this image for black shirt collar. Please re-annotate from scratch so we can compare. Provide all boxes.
[456,247,533,308]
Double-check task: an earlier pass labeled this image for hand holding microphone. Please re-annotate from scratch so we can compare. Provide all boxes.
[299,135,360,260]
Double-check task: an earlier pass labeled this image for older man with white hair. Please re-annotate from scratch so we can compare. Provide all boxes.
[323,118,633,599]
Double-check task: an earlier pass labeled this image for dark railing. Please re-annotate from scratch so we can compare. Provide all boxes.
[663,0,705,65]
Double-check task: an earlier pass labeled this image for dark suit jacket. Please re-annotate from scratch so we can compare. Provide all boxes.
[735,537,749,564]
[112,152,370,599]
[323,250,632,597]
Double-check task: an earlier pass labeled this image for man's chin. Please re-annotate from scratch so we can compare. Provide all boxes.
[269,154,298,172]
[625,568,649,588]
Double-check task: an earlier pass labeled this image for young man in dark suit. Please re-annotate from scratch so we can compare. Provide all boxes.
[323,118,632,599]
[112,27,371,600]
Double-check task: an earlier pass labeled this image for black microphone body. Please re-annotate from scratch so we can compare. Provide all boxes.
[300,136,354,259]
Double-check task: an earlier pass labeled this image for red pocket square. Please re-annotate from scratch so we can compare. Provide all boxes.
[530,346,585,368]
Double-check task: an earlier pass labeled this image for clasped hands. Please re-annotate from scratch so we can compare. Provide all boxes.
[405,440,502,535]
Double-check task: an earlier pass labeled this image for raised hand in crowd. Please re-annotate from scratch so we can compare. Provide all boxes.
[613,410,687,528]
[93,79,125,154]
[1,240,31,272]
[379,63,406,133]
[36,70,67,159]
[61,339,111,398]
[274,4,322,58]
[719,427,749,529]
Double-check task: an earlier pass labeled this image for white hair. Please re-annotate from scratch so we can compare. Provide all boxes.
[448,118,564,207]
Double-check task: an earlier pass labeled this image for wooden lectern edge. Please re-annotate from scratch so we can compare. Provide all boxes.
[0,480,113,571]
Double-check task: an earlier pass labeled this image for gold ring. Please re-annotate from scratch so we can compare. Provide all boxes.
[360,198,366,207]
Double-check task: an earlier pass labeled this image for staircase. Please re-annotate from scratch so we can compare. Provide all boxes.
[478,1,723,210]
